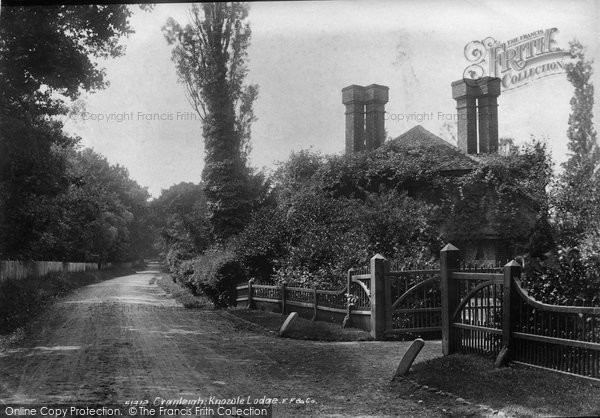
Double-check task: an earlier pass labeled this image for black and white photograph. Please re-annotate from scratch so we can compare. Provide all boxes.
[1,0,599,416]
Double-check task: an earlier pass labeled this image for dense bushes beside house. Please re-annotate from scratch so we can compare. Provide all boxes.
[158,137,556,304]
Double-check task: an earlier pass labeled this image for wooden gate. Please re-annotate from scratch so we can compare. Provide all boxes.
[383,268,442,338]
[448,269,504,356]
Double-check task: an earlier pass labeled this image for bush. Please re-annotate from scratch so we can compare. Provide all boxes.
[233,206,289,282]
[186,247,247,307]
[523,247,600,306]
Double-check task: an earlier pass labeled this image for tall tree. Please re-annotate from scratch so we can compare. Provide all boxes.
[554,40,600,246]
[163,2,258,240]
[0,5,138,259]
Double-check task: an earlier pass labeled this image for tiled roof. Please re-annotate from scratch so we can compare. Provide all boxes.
[385,125,479,173]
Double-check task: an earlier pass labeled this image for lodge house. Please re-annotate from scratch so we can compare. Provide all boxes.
[341,77,536,264]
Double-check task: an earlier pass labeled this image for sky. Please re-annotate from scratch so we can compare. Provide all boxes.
[62,0,600,197]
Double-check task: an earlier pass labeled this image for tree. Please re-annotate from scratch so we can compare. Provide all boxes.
[30,148,151,263]
[553,40,600,246]
[0,5,139,259]
[163,2,259,240]
[0,5,135,120]
[150,182,212,268]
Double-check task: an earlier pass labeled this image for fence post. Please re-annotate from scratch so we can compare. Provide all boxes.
[312,287,318,321]
[343,269,353,328]
[440,243,460,356]
[281,282,286,315]
[370,254,388,340]
[498,260,522,366]
[247,278,254,310]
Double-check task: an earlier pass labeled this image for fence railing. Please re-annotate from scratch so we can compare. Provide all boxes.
[0,260,114,282]
[234,244,600,380]
[440,243,600,381]
[511,279,600,379]
[235,263,374,331]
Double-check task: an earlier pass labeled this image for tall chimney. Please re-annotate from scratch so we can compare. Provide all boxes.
[342,85,366,154]
[451,79,478,154]
[365,84,389,150]
[451,77,501,154]
[477,77,501,153]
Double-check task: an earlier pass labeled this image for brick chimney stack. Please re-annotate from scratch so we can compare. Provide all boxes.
[342,84,389,154]
[477,78,501,153]
[451,77,501,154]
[365,84,389,150]
[451,80,478,154]
[342,85,366,154]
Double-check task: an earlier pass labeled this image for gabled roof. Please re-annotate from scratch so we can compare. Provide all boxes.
[385,125,479,173]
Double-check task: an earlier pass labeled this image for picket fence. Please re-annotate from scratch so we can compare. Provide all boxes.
[236,243,600,381]
[0,260,114,282]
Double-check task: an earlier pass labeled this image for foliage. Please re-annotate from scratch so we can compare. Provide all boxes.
[185,247,247,308]
[0,119,77,258]
[163,3,259,240]
[0,5,148,261]
[1,139,151,262]
[156,275,213,309]
[553,40,600,246]
[0,5,134,119]
[233,206,288,282]
[521,40,600,306]
[150,182,212,269]
[443,140,554,256]
[231,148,443,288]
[55,148,152,262]
[523,247,600,306]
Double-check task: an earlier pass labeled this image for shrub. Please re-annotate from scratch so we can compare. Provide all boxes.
[233,206,290,282]
[271,189,368,288]
[523,246,600,306]
[267,189,440,289]
[187,247,247,307]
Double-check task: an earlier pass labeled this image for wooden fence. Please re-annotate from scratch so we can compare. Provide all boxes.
[0,260,114,282]
[440,244,600,380]
[235,244,600,380]
[236,265,372,330]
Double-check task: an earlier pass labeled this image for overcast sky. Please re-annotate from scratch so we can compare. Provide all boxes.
[62,0,600,197]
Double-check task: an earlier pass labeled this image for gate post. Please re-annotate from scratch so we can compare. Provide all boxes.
[247,278,254,310]
[281,282,287,315]
[498,260,522,366]
[440,243,460,356]
[343,268,353,328]
[370,254,389,340]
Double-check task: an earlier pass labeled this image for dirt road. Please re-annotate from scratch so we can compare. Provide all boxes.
[0,266,445,417]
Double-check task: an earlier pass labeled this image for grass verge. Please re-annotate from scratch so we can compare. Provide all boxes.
[227,308,373,341]
[0,267,134,335]
[404,353,600,417]
[156,275,213,309]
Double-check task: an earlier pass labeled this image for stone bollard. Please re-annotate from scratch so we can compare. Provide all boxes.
[278,312,299,337]
[395,338,425,377]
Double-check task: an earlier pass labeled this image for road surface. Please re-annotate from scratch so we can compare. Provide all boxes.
[0,266,445,417]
